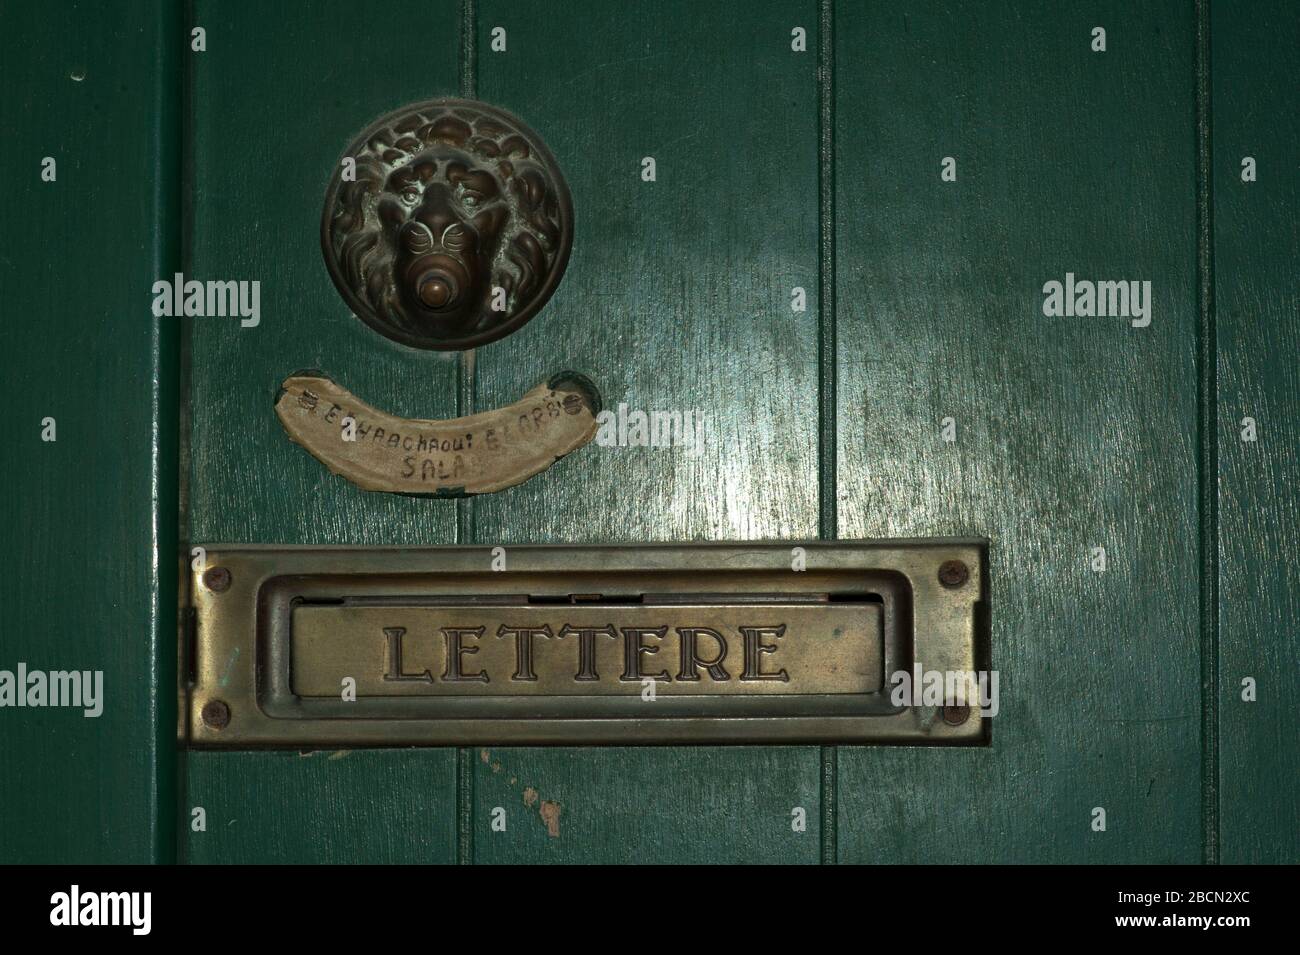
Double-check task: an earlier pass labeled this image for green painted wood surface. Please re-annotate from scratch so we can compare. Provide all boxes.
[470,747,821,864]
[0,0,178,865]
[184,750,457,864]
[831,1,1203,863]
[470,0,822,544]
[461,0,826,864]
[3,1,1294,865]
[181,0,464,863]
[1211,0,1300,865]
[177,0,1300,866]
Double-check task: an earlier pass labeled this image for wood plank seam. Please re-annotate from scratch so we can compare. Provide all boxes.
[456,0,479,866]
[1194,0,1220,867]
[169,0,198,865]
[818,0,838,866]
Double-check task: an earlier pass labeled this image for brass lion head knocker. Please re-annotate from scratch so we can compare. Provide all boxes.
[321,99,573,349]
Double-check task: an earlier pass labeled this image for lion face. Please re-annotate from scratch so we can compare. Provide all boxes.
[322,101,572,350]
[381,147,509,336]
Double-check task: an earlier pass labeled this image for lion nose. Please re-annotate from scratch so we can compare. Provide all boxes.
[417,270,458,309]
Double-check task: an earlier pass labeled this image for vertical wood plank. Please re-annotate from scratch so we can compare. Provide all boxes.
[469,0,823,863]
[0,0,176,864]
[833,1,1202,862]
[183,1,464,863]
[1212,0,1300,865]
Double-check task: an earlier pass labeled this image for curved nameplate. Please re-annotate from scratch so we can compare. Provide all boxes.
[275,371,600,496]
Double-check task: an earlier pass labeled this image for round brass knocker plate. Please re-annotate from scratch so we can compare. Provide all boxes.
[321,98,573,350]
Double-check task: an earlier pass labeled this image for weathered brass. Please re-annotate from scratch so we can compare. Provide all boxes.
[187,541,988,746]
[321,98,572,350]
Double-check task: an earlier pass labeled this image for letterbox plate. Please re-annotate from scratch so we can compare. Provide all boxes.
[187,540,988,746]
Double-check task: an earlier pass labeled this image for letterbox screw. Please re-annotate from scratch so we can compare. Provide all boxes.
[203,566,232,593]
[942,703,971,726]
[201,700,231,730]
[937,559,969,589]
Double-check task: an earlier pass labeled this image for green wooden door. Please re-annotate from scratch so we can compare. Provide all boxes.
[2,0,1296,865]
